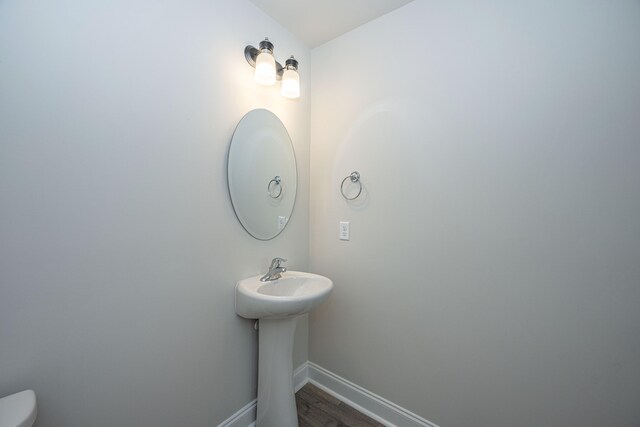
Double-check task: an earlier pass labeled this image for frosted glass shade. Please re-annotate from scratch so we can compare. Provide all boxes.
[280,68,300,99]
[255,51,276,86]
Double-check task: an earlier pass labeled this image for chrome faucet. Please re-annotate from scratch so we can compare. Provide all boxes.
[260,257,287,282]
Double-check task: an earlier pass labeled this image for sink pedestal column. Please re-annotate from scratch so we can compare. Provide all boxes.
[256,317,299,427]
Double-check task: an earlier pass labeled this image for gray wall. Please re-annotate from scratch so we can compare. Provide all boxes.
[309,1,640,426]
[0,1,309,425]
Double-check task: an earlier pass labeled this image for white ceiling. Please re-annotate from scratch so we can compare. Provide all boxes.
[249,0,415,48]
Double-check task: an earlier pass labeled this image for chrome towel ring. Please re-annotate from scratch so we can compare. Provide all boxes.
[340,171,362,200]
[267,176,282,198]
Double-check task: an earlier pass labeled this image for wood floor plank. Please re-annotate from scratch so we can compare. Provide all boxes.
[296,383,385,427]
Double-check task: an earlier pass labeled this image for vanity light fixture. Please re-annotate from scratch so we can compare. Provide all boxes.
[245,38,300,99]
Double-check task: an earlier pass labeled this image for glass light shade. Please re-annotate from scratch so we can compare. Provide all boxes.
[255,51,276,86]
[280,68,300,99]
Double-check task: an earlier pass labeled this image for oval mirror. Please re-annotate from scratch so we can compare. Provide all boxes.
[227,109,297,240]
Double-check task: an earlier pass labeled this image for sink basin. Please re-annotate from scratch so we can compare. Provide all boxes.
[235,271,333,319]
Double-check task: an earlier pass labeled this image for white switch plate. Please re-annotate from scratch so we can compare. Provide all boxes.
[278,216,288,230]
[339,221,350,240]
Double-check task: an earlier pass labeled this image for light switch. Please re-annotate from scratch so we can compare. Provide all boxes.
[339,221,350,240]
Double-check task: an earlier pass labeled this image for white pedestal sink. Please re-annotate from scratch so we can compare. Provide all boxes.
[235,271,333,427]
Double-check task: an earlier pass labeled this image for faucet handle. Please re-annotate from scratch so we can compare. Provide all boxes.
[269,257,287,268]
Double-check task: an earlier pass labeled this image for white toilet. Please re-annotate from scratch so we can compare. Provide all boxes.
[0,390,37,427]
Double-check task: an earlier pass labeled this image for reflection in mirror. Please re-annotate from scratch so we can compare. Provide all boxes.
[227,109,297,240]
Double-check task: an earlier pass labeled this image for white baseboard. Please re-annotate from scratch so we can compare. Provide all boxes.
[293,361,309,392]
[218,361,438,427]
[307,362,439,427]
[216,398,256,427]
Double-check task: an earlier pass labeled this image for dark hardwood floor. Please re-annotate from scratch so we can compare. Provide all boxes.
[296,383,385,427]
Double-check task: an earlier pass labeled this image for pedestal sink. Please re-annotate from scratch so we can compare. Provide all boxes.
[235,271,333,427]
